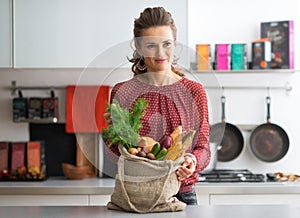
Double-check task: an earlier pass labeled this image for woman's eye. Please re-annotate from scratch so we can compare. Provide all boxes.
[146,44,156,49]
[163,41,173,47]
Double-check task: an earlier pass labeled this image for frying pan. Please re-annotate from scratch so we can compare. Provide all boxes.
[249,96,289,162]
[210,96,244,161]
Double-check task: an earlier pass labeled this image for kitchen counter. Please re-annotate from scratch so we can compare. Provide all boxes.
[0,177,300,195]
[1,177,300,206]
[0,205,300,218]
[0,177,115,195]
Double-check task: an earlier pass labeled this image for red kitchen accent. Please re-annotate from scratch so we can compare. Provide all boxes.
[66,85,110,133]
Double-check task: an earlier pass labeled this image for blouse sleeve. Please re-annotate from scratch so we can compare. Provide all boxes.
[181,83,211,186]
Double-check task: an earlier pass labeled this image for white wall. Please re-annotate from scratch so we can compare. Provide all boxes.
[0,0,299,174]
[189,0,300,173]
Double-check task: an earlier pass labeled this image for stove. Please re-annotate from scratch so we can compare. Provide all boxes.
[198,169,265,183]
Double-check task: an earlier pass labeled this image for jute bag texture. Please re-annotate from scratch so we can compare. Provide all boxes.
[107,145,186,213]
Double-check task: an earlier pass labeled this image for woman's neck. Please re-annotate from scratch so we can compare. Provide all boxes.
[140,70,180,86]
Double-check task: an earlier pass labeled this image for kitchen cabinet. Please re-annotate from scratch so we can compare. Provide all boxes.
[210,194,300,205]
[13,0,187,68]
[89,195,111,206]
[195,183,300,206]
[0,0,12,67]
[1,178,300,206]
[0,194,110,206]
[0,195,89,206]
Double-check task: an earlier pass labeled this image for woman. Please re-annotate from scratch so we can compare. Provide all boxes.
[105,7,210,205]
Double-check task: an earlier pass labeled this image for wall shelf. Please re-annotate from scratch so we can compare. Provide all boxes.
[192,69,297,74]
[13,117,58,124]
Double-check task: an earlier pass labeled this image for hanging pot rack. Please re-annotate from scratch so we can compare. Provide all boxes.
[9,80,292,96]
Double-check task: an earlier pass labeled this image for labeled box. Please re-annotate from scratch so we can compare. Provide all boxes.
[28,98,42,119]
[12,97,28,121]
[196,44,211,71]
[252,39,272,69]
[27,141,46,178]
[0,142,9,171]
[10,142,26,172]
[42,97,59,119]
[231,44,247,70]
[215,44,231,70]
[261,20,294,69]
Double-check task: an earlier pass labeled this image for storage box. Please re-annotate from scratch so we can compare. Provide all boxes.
[27,141,46,178]
[196,44,211,71]
[0,142,9,171]
[42,97,58,119]
[27,98,42,119]
[231,44,247,70]
[252,39,272,69]
[12,97,28,121]
[261,20,294,69]
[10,142,26,172]
[215,44,231,70]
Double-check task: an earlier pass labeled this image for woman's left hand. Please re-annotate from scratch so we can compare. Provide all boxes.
[176,156,196,181]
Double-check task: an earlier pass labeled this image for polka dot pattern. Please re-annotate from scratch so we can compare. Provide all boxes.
[106,76,210,187]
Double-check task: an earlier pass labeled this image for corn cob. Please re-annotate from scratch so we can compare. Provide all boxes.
[163,130,196,161]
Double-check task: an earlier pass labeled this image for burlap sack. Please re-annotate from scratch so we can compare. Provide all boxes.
[107,145,186,213]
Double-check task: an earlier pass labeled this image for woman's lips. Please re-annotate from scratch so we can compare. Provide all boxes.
[155,58,167,63]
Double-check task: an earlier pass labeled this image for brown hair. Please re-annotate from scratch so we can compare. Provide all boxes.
[129,7,184,77]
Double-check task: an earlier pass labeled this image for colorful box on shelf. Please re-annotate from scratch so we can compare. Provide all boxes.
[231,44,247,70]
[0,141,46,181]
[215,44,231,70]
[196,44,211,71]
[260,20,294,69]
[252,38,272,69]
[12,96,59,122]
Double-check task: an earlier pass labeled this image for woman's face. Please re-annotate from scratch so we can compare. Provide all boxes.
[138,26,175,73]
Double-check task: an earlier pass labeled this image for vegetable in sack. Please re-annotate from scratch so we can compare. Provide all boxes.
[102,98,148,150]
[170,125,182,142]
[159,134,173,149]
[155,148,168,160]
[151,143,161,156]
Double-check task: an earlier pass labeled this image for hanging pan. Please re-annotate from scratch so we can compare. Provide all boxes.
[210,95,244,161]
[249,96,289,162]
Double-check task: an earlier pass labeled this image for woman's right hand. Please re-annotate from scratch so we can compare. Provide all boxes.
[103,112,112,125]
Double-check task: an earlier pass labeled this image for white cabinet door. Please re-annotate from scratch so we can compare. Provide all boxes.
[89,195,111,206]
[13,0,187,68]
[0,0,12,67]
[210,194,300,205]
[0,195,89,206]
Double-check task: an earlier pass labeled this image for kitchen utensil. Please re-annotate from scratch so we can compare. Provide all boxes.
[61,163,90,180]
[210,95,244,161]
[249,96,289,162]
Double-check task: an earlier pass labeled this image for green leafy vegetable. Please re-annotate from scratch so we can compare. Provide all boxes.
[102,98,148,149]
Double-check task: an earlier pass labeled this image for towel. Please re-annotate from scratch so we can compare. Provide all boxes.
[66,85,110,133]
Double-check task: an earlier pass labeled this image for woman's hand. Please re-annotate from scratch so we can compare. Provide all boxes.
[103,112,112,125]
[176,155,196,181]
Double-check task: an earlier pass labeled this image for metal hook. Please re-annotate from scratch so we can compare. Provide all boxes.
[50,88,55,98]
[222,86,225,96]
[266,87,270,97]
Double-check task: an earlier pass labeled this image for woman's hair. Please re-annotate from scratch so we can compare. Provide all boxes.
[129,7,184,77]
